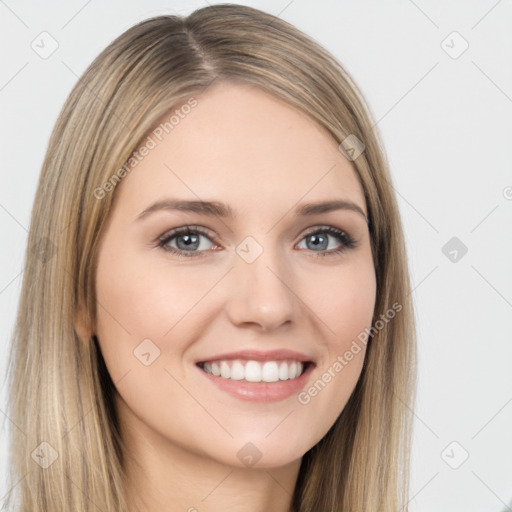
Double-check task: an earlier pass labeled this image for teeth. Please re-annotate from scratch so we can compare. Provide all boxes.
[261,361,279,382]
[245,361,262,382]
[211,362,221,376]
[289,361,297,379]
[200,359,306,382]
[278,361,289,380]
[220,361,230,379]
[230,360,245,380]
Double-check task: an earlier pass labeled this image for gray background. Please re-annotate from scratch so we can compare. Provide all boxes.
[1,1,511,510]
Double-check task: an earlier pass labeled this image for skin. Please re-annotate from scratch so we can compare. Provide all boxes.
[75,82,376,512]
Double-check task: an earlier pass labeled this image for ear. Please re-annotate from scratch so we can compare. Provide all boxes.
[74,298,94,341]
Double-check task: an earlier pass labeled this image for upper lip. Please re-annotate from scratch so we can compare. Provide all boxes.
[195,349,315,364]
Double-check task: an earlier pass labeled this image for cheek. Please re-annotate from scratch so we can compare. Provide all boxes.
[304,259,377,347]
[294,260,376,438]
[93,245,214,420]
[94,243,224,394]
[95,247,204,343]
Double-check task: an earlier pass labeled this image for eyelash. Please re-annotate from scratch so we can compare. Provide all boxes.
[156,224,357,259]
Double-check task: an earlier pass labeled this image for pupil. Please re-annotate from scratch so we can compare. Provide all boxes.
[177,234,199,250]
[309,234,327,250]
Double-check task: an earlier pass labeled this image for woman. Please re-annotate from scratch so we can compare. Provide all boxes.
[5,4,417,511]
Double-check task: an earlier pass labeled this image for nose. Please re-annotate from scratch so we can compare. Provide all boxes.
[224,244,298,332]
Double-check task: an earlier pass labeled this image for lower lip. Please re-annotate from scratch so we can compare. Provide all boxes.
[196,363,315,402]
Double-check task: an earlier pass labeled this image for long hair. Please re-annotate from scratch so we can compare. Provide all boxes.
[4,4,417,511]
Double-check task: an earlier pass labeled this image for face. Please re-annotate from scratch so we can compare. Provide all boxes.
[86,82,376,469]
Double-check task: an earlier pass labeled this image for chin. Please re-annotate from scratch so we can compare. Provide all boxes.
[214,436,312,470]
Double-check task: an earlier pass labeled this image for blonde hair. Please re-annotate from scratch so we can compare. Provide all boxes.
[4,4,417,511]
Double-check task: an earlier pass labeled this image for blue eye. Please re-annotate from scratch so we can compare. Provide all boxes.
[157,225,356,258]
[157,226,216,258]
[297,226,356,256]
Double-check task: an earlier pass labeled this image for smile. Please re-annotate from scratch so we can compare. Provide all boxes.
[198,359,308,382]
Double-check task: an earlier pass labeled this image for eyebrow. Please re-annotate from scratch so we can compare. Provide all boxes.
[136,198,368,222]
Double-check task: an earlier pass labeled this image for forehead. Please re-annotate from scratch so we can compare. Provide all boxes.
[113,82,366,218]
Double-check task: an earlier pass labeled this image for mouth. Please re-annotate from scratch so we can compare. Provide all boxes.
[194,351,316,402]
[196,359,314,382]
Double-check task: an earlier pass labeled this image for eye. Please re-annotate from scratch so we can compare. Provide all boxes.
[157,225,218,258]
[296,226,356,256]
[156,224,357,259]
